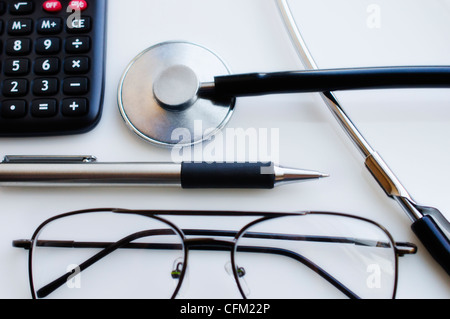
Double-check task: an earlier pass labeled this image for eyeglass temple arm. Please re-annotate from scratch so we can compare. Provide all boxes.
[12,229,417,255]
[13,228,416,299]
[182,229,417,257]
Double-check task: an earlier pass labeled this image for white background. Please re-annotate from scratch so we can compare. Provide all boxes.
[1,0,450,298]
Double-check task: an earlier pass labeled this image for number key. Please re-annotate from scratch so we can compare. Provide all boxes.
[6,38,31,55]
[34,57,60,75]
[2,79,28,96]
[33,78,58,95]
[36,37,61,54]
[4,58,30,76]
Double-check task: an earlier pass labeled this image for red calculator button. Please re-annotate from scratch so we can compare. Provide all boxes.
[43,0,62,12]
[68,0,88,11]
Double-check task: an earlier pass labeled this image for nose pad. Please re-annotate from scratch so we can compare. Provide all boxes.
[224,262,251,297]
[171,257,189,298]
[171,258,184,279]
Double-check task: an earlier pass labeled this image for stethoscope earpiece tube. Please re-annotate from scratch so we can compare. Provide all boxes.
[411,215,450,276]
[210,66,450,98]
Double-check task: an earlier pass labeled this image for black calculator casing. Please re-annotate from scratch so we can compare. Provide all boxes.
[0,0,107,136]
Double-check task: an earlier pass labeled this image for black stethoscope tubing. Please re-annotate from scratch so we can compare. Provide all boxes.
[203,66,450,98]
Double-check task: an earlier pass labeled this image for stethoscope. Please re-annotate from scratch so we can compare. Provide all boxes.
[117,0,450,275]
[118,41,450,147]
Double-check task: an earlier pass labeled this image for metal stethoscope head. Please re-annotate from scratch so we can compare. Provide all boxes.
[118,41,235,147]
[118,41,450,148]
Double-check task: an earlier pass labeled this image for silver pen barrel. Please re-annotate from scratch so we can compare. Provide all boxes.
[0,162,182,187]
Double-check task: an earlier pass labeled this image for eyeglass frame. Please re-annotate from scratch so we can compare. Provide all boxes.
[13,208,417,299]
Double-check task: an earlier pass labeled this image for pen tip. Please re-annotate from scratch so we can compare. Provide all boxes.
[274,166,329,186]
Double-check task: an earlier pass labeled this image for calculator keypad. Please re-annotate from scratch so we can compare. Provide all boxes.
[0,0,106,136]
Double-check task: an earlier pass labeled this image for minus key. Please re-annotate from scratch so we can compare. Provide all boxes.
[63,77,89,94]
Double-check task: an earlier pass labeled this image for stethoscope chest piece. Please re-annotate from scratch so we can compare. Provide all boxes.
[118,41,235,147]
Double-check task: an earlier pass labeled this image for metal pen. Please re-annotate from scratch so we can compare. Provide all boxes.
[0,155,328,189]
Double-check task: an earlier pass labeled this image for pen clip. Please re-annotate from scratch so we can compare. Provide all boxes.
[2,155,97,164]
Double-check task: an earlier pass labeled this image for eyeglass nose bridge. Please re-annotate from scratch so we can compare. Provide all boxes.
[180,237,248,298]
[184,237,236,250]
[184,238,243,275]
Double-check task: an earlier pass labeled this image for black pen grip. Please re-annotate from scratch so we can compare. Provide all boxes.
[181,162,275,189]
[411,215,450,276]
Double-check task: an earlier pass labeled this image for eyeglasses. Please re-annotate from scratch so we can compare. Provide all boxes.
[13,208,417,299]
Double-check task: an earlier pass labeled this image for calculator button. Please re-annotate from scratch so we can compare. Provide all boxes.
[7,18,32,35]
[43,0,62,13]
[34,57,60,75]
[63,77,88,94]
[10,1,34,15]
[0,2,6,15]
[36,37,61,54]
[32,78,58,95]
[67,16,91,33]
[4,58,30,75]
[68,1,88,11]
[31,99,57,117]
[1,100,26,118]
[37,17,62,34]
[6,38,31,55]
[62,98,88,116]
[65,36,90,53]
[2,79,28,96]
[64,57,89,74]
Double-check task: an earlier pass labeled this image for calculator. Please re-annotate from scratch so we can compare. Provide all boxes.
[0,0,107,136]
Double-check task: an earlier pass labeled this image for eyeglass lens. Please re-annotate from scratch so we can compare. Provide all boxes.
[234,214,397,299]
[30,212,185,299]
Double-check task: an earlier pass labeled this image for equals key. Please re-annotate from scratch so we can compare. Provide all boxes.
[31,99,57,118]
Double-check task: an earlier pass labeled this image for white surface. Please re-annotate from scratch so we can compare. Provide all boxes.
[1,0,450,299]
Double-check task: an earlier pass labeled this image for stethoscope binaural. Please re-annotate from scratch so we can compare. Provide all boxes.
[118,41,450,148]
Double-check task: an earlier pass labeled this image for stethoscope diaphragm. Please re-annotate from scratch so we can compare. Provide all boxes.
[118,41,235,147]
